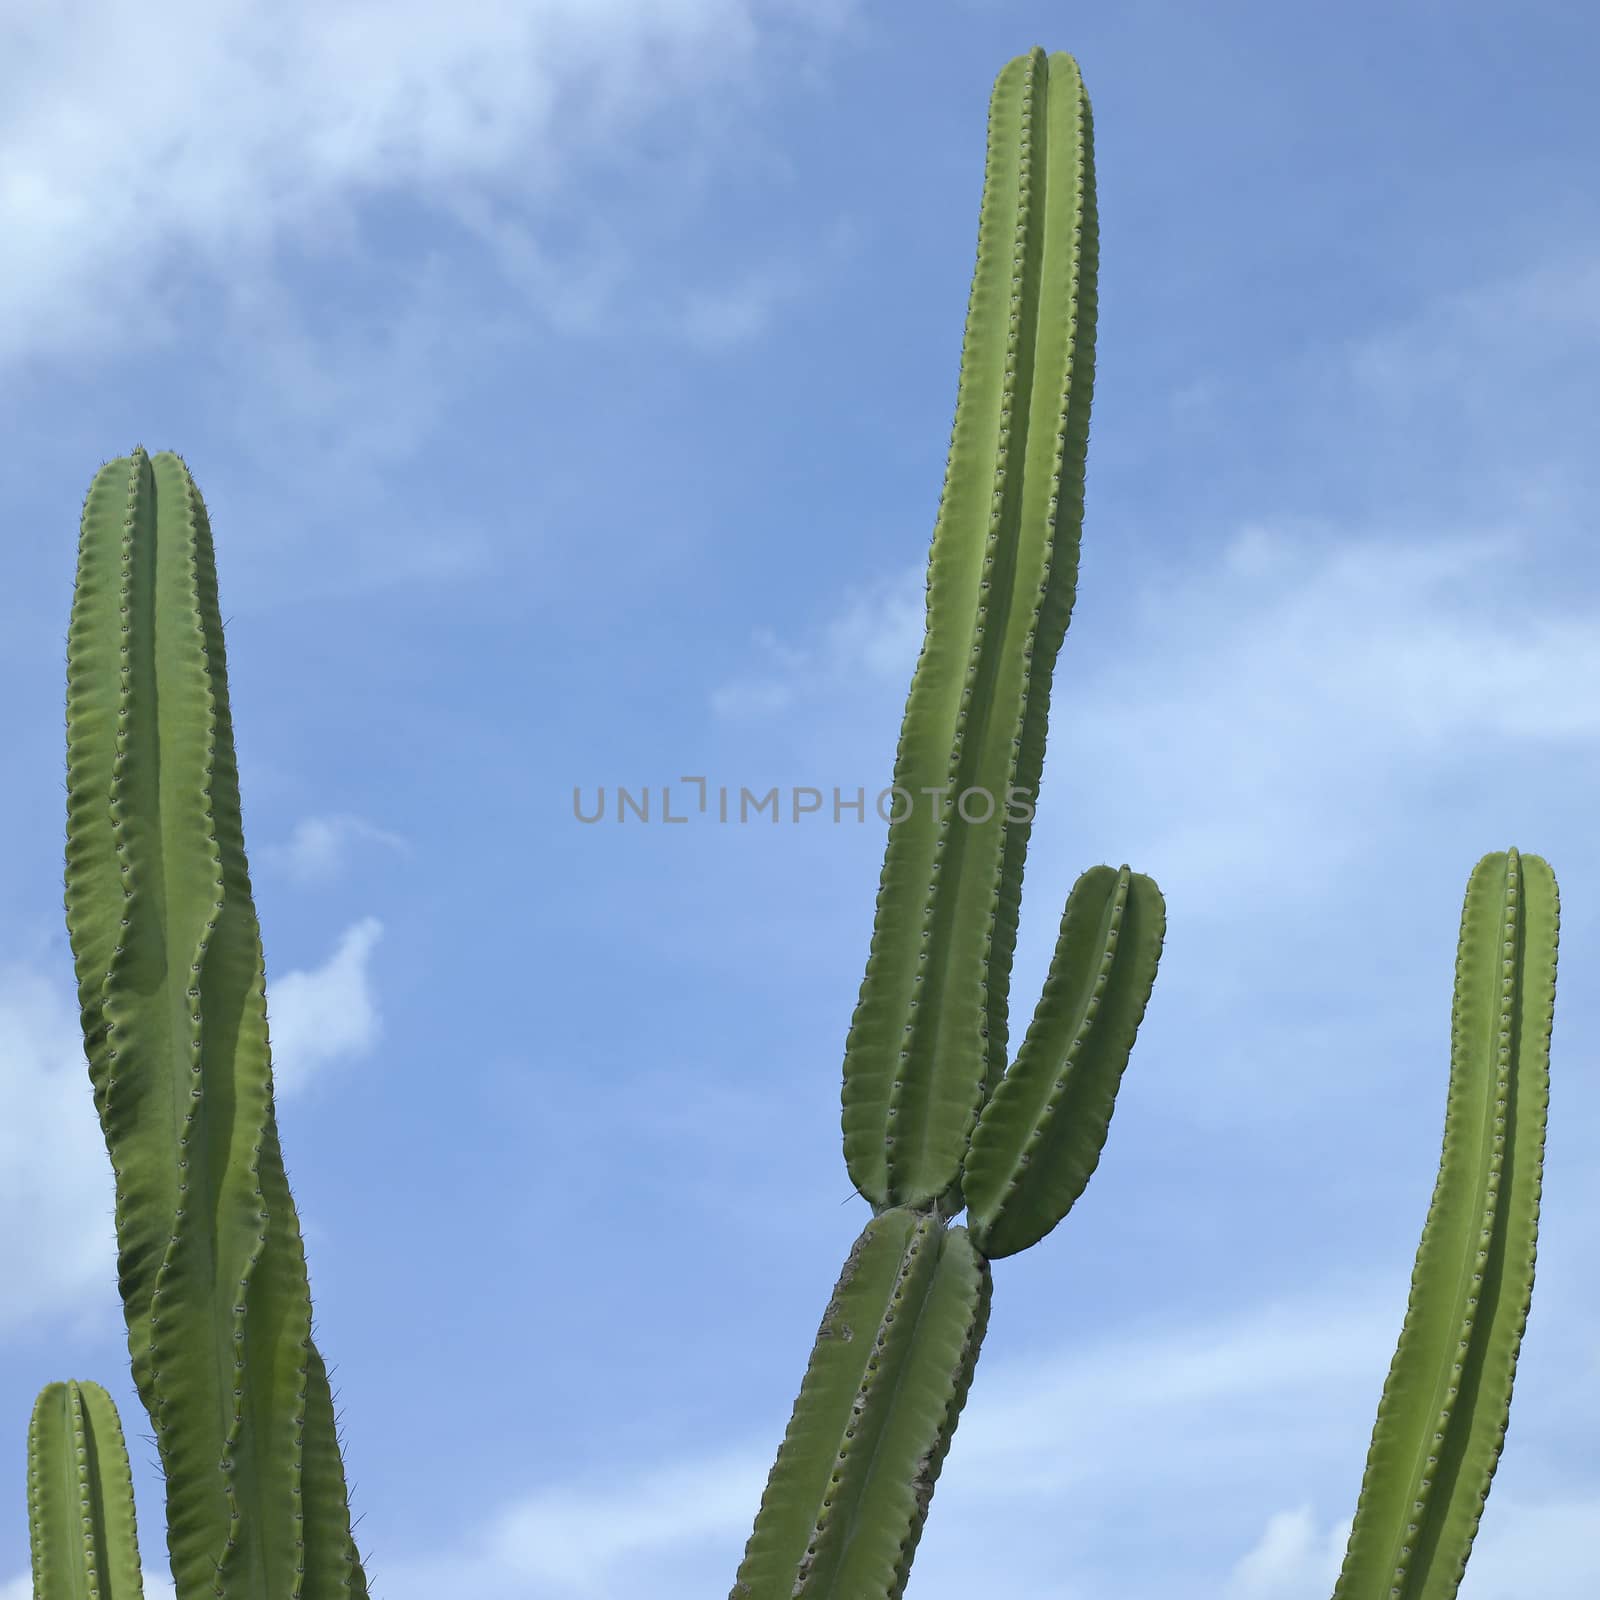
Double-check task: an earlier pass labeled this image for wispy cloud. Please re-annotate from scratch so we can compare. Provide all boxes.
[707,494,1600,918]
[1319,249,1600,527]
[1224,1506,1350,1599]
[711,560,925,717]
[669,217,859,349]
[0,961,124,1339]
[340,1276,1600,1598]
[1049,513,1600,918]
[0,0,857,371]
[264,812,412,887]
[1346,254,1600,410]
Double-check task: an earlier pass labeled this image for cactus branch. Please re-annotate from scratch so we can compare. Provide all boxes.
[63,448,368,1600]
[28,1379,146,1600]
[1333,848,1558,1600]
[963,863,1166,1259]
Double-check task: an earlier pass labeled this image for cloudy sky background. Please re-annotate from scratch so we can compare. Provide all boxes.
[2,1,1598,1596]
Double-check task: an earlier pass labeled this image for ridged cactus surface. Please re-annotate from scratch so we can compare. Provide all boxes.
[57,447,369,1599]
[1334,848,1558,1600]
[841,46,1108,1220]
[28,1380,145,1600]
[963,862,1165,1259]
[730,1209,991,1599]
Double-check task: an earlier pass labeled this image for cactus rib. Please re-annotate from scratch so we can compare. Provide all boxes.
[63,448,368,1599]
[1333,848,1558,1600]
[28,1380,146,1600]
[841,47,1099,1214]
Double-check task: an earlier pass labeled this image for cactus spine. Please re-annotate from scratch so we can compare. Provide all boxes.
[47,447,369,1598]
[730,47,1169,1598]
[1334,848,1558,1600]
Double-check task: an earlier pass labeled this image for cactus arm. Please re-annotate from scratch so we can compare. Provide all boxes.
[1332,848,1558,1600]
[63,448,368,1600]
[841,47,1097,1213]
[729,1209,991,1600]
[28,1380,146,1600]
[962,864,1165,1259]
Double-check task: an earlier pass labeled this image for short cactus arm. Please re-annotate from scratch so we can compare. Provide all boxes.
[28,1380,146,1600]
[841,47,1098,1214]
[1333,848,1558,1600]
[963,863,1165,1259]
[729,1208,991,1600]
[64,449,368,1599]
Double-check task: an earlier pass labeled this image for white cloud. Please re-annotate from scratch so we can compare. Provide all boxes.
[1225,1506,1350,1599]
[265,918,385,1097]
[0,0,856,369]
[0,961,119,1338]
[1042,513,1600,918]
[480,1449,769,1593]
[264,812,412,887]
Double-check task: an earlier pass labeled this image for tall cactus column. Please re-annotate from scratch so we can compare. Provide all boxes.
[61,447,370,1599]
[730,48,1168,1599]
[1333,847,1559,1600]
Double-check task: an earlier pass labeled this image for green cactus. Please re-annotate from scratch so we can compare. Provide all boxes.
[42,445,370,1599]
[22,42,1565,1600]
[730,46,1168,1599]
[1333,847,1558,1600]
[728,46,1563,1600]
[28,1380,145,1600]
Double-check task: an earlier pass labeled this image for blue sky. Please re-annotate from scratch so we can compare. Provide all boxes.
[2,1,1597,1596]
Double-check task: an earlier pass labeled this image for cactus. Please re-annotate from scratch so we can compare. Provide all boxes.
[22,43,1564,1600]
[729,45,1168,1599]
[1333,848,1558,1600]
[727,45,1563,1600]
[40,445,371,1598]
[28,1380,146,1599]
